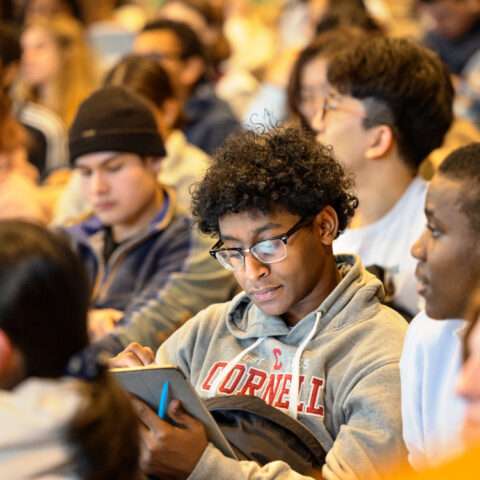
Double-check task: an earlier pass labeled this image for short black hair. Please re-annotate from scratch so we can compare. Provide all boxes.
[141,18,205,61]
[192,127,358,238]
[0,221,90,378]
[438,142,480,234]
[104,54,174,108]
[327,36,454,171]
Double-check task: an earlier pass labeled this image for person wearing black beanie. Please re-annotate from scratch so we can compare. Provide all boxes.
[60,85,236,350]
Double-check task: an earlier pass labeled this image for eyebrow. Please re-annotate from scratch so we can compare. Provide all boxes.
[76,153,122,169]
[424,207,435,220]
[221,222,283,242]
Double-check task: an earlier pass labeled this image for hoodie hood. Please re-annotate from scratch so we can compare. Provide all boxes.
[225,254,385,341]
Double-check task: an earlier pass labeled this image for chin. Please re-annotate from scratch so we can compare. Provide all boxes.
[425,303,461,321]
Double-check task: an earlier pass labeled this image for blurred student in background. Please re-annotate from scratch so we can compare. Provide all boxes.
[0,220,140,479]
[17,14,97,127]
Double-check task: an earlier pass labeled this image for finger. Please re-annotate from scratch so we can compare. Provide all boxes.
[124,342,156,365]
[132,397,170,431]
[108,351,145,368]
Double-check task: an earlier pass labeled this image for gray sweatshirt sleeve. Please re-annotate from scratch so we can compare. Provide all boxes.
[322,361,407,480]
[188,444,319,480]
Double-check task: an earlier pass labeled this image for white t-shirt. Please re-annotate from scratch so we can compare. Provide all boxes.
[333,176,427,316]
[400,312,466,470]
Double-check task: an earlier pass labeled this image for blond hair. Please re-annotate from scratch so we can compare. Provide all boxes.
[18,15,98,126]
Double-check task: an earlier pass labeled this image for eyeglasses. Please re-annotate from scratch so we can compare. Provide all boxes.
[321,96,367,122]
[210,217,312,271]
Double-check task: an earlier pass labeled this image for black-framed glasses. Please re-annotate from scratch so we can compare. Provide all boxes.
[209,217,312,271]
[321,96,367,122]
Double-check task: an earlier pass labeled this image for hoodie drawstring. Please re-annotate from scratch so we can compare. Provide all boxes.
[208,311,322,418]
[288,311,322,419]
[208,336,266,398]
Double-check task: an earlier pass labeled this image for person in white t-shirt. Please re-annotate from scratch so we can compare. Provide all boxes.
[400,143,480,469]
[312,36,454,318]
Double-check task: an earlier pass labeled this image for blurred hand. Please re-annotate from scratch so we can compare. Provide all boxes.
[133,397,208,479]
[88,308,124,340]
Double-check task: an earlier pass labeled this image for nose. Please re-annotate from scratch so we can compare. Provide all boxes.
[411,230,427,261]
[90,170,109,195]
[311,107,326,136]
[243,252,269,281]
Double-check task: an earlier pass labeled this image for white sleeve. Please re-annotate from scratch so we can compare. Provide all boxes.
[400,314,428,471]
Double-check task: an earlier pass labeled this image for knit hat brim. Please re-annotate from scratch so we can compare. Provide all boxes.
[70,131,166,164]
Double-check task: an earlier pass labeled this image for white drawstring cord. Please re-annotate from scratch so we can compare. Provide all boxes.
[288,311,322,419]
[208,336,266,398]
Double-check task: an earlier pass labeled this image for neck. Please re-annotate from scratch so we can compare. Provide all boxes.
[283,252,341,327]
[350,155,415,229]
[112,187,164,243]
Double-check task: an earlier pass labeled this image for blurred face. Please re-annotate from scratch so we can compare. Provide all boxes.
[21,26,60,87]
[411,174,480,319]
[217,209,338,326]
[298,56,329,128]
[76,152,159,232]
[456,297,480,444]
[133,29,185,81]
[312,90,369,173]
[418,0,479,40]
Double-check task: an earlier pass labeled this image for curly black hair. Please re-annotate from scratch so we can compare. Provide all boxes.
[192,127,358,238]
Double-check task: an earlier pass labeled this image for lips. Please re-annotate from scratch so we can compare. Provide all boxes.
[248,286,281,302]
[415,266,429,296]
[95,201,116,211]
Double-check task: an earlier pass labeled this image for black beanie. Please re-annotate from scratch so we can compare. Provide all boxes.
[69,86,166,165]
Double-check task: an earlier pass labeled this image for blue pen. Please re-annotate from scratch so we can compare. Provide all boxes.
[158,381,169,419]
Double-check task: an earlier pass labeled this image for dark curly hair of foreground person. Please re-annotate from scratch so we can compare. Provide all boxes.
[192,127,358,238]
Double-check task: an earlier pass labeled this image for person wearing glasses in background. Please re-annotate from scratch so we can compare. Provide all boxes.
[312,36,454,320]
[112,127,408,480]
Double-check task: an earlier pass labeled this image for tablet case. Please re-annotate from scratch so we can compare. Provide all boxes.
[111,365,237,459]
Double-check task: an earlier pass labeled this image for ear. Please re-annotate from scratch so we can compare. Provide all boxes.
[314,206,339,246]
[160,98,180,130]
[0,329,13,381]
[179,55,205,87]
[151,156,164,173]
[365,125,394,160]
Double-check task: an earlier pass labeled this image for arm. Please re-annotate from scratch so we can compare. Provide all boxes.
[96,225,237,355]
[322,361,407,480]
[399,318,428,471]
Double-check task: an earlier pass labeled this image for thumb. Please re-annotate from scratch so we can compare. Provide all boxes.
[167,399,202,431]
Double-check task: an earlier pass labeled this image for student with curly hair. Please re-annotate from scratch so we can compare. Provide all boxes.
[112,127,408,479]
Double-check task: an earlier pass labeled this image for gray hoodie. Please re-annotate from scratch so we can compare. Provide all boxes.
[156,254,408,479]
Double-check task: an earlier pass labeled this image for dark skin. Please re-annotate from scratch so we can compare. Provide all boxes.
[132,397,207,479]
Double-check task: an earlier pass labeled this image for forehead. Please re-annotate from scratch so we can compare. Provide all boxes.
[425,174,474,228]
[218,209,296,235]
[426,174,463,211]
[75,151,141,168]
[302,56,328,84]
[134,30,182,55]
[21,26,51,44]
